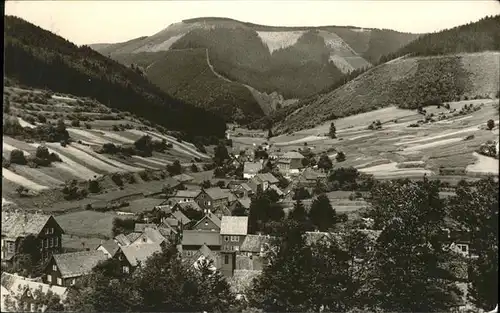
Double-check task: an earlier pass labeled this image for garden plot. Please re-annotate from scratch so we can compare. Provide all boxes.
[132,155,171,167]
[3,136,37,153]
[72,143,143,172]
[55,210,116,238]
[273,135,328,146]
[11,166,64,187]
[466,153,498,175]
[403,138,464,152]
[35,143,100,179]
[395,127,480,146]
[67,128,109,144]
[358,162,433,178]
[2,168,49,191]
[90,130,135,144]
[51,143,124,173]
[52,95,77,102]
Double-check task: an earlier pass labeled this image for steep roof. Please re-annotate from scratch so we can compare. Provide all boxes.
[120,243,162,267]
[114,234,131,246]
[174,200,202,212]
[240,183,253,192]
[173,174,194,183]
[240,235,274,253]
[98,239,120,257]
[171,210,191,225]
[1,212,55,238]
[243,162,262,175]
[269,184,284,196]
[126,232,141,243]
[203,187,230,201]
[193,212,222,229]
[134,223,157,233]
[237,198,252,209]
[52,251,108,279]
[220,216,248,235]
[181,230,221,246]
[255,173,279,184]
[173,190,201,199]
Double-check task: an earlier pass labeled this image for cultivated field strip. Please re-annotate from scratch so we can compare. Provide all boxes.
[67,128,109,144]
[132,155,171,166]
[72,143,144,172]
[91,130,135,144]
[2,168,49,191]
[12,166,65,187]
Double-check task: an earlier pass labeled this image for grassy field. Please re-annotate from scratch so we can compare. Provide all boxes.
[55,210,116,239]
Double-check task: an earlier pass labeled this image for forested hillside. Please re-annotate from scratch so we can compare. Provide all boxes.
[261,15,500,133]
[4,16,227,138]
[91,17,419,122]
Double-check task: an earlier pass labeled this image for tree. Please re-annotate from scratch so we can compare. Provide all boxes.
[216,180,226,188]
[200,180,212,189]
[267,128,273,140]
[195,258,237,312]
[448,178,498,310]
[111,218,135,237]
[5,285,64,312]
[249,220,316,312]
[329,122,337,139]
[35,145,50,159]
[487,119,495,130]
[88,179,100,193]
[14,235,43,277]
[248,189,284,234]
[309,194,337,231]
[292,187,311,200]
[10,149,27,165]
[288,200,308,225]
[363,179,462,312]
[336,151,346,162]
[167,160,182,176]
[190,163,199,173]
[317,154,333,172]
[214,142,230,165]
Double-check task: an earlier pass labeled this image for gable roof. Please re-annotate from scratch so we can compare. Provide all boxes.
[220,216,248,236]
[243,162,262,175]
[240,183,253,192]
[97,239,120,257]
[181,230,221,246]
[203,187,230,201]
[240,235,274,253]
[139,227,167,245]
[173,190,201,199]
[269,184,284,196]
[126,232,141,243]
[120,243,162,267]
[52,250,108,278]
[173,174,194,183]
[281,151,304,159]
[171,210,191,225]
[174,200,202,212]
[255,173,279,184]
[114,234,131,246]
[1,212,56,238]
[237,198,252,210]
[134,223,157,233]
[193,212,222,229]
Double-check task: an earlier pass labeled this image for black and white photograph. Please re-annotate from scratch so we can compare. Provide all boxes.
[1,0,499,312]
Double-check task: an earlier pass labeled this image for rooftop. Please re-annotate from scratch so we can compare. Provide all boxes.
[174,200,202,212]
[193,212,222,229]
[243,162,263,175]
[52,250,108,279]
[181,230,221,247]
[281,151,304,159]
[240,234,274,253]
[120,243,162,267]
[220,216,249,236]
[203,187,231,201]
[173,174,195,183]
[254,173,279,184]
[2,212,55,239]
[171,210,191,225]
[173,190,202,199]
[98,239,120,257]
[1,272,68,300]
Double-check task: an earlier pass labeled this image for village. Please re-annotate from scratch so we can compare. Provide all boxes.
[1,140,476,311]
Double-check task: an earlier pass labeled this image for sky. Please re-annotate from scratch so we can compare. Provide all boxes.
[5,0,500,45]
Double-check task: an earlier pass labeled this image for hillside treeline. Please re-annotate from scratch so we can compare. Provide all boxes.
[4,16,227,138]
[380,15,500,62]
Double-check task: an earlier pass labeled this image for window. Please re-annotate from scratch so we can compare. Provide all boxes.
[224,255,229,264]
[47,275,52,283]
[123,266,129,274]
[207,201,211,206]
[50,228,54,234]
[71,279,76,286]
[49,238,53,248]
[52,265,57,271]
[7,242,14,253]
[142,237,147,242]
[461,245,467,252]
[57,278,62,286]
[224,236,229,242]
[54,237,59,247]
[45,228,50,234]
[30,303,35,312]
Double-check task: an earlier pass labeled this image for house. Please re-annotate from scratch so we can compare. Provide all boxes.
[180,230,221,258]
[170,210,192,227]
[250,173,282,194]
[243,161,263,179]
[192,212,221,232]
[1,272,67,312]
[185,244,221,270]
[277,151,304,176]
[228,198,251,215]
[166,190,202,205]
[220,216,249,277]
[43,250,108,286]
[113,243,162,274]
[2,212,64,264]
[96,239,120,258]
[195,187,234,211]
[296,169,327,187]
[113,234,132,247]
[129,227,168,246]
[231,182,255,198]
[172,174,195,184]
[171,201,203,219]
[237,234,274,271]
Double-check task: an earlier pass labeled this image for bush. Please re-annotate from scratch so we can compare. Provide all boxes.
[112,125,120,131]
[10,149,27,165]
[3,157,11,168]
[111,173,124,186]
[190,164,199,173]
[37,114,47,123]
[85,123,92,129]
[336,151,346,162]
[487,119,495,130]
[127,175,137,184]
[88,179,101,193]
[70,119,80,127]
